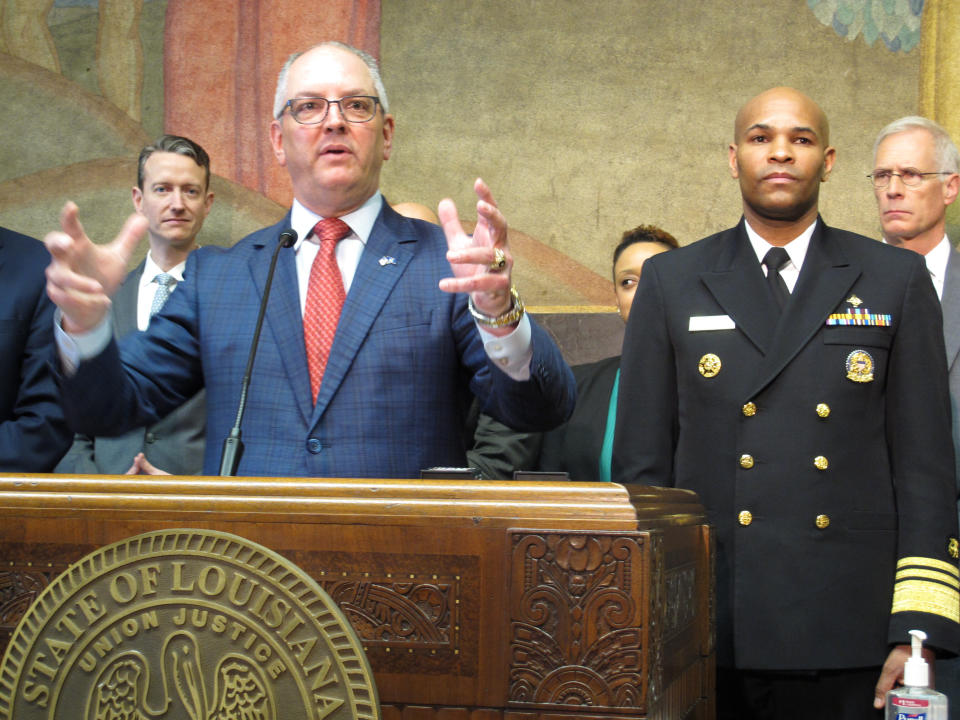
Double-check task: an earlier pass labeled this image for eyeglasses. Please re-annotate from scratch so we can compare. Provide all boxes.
[866,169,952,188]
[280,96,380,125]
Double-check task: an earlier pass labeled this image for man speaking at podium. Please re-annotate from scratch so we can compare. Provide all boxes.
[44,41,575,478]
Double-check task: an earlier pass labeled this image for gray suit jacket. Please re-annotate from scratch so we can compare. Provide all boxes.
[55,261,206,475]
[943,245,960,514]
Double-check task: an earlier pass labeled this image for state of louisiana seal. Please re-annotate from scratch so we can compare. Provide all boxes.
[0,529,379,720]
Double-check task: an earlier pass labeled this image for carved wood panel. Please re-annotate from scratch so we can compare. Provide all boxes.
[0,542,97,649]
[244,548,479,677]
[0,542,478,680]
[508,531,649,714]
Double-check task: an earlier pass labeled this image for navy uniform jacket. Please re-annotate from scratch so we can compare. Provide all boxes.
[613,218,960,670]
[55,260,206,475]
[0,228,71,470]
[58,203,575,478]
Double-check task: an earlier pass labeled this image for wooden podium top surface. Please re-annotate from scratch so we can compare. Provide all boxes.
[0,475,704,530]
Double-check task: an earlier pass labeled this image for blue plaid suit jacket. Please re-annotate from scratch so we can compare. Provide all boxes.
[60,203,575,477]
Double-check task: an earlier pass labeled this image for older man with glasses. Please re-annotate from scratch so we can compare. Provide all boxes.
[871,116,960,716]
[44,41,575,478]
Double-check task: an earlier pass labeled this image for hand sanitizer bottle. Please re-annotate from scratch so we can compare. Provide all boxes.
[885,630,948,720]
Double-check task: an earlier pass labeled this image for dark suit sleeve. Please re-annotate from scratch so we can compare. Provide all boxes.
[0,276,71,471]
[467,409,543,479]
[885,255,960,652]
[612,261,677,485]
[464,313,576,434]
[57,255,204,439]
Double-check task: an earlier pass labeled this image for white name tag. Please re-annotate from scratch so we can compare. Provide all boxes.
[689,315,735,332]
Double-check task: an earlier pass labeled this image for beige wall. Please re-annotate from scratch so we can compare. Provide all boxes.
[379,0,920,284]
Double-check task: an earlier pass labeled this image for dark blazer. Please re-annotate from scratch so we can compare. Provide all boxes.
[59,204,575,478]
[614,218,960,670]
[467,355,619,481]
[943,245,960,505]
[937,243,960,718]
[538,355,619,482]
[55,261,205,475]
[0,228,71,470]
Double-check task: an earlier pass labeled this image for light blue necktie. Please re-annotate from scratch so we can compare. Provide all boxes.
[150,273,176,317]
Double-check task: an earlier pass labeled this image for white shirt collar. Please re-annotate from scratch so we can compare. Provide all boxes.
[923,235,951,300]
[139,250,187,290]
[743,217,817,273]
[289,192,383,250]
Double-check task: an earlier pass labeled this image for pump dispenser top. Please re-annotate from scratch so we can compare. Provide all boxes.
[903,629,930,688]
[884,629,947,719]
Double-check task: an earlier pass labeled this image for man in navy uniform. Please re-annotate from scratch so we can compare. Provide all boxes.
[614,87,960,718]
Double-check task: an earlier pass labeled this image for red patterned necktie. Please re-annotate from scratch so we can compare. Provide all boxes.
[304,217,351,403]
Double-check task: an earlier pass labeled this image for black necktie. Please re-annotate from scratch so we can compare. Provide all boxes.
[762,247,791,311]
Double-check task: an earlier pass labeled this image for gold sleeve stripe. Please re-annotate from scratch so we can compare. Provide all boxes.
[891,579,960,623]
[896,567,960,590]
[898,556,960,577]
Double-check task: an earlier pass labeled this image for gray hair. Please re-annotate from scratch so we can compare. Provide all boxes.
[873,115,960,174]
[273,41,389,119]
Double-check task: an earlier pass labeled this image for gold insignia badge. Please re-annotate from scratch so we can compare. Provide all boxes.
[698,353,721,378]
[846,294,863,307]
[845,349,874,383]
[949,537,959,560]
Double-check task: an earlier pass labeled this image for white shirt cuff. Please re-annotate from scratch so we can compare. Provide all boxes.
[477,313,533,381]
[54,309,112,376]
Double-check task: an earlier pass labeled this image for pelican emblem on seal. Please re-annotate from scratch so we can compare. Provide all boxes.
[86,630,274,720]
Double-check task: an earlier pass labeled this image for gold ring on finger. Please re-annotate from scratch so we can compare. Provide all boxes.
[489,247,507,273]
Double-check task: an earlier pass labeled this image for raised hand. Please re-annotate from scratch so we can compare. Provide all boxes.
[438,178,514,321]
[44,201,147,333]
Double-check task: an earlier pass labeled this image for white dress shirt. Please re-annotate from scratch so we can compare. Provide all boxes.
[922,235,950,301]
[136,251,187,331]
[744,218,817,293]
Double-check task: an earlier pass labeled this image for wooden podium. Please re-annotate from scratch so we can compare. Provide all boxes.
[0,475,713,719]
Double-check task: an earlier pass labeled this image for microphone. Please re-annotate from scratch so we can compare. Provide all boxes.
[219,229,297,475]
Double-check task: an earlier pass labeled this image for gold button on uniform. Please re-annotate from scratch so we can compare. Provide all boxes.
[742,402,757,417]
[814,455,829,471]
[816,403,830,418]
[739,454,755,469]
[739,510,753,526]
[815,514,830,529]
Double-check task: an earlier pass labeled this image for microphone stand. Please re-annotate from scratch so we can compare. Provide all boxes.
[218,229,297,475]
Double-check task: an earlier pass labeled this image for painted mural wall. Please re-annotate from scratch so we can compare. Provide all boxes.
[0,0,930,306]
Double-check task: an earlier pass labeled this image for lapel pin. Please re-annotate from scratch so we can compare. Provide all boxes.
[379,256,397,267]
[846,294,863,307]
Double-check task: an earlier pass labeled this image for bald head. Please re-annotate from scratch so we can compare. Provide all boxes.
[727,87,835,240]
[734,87,830,146]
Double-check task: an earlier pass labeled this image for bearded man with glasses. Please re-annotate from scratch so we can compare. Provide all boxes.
[44,41,575,478]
